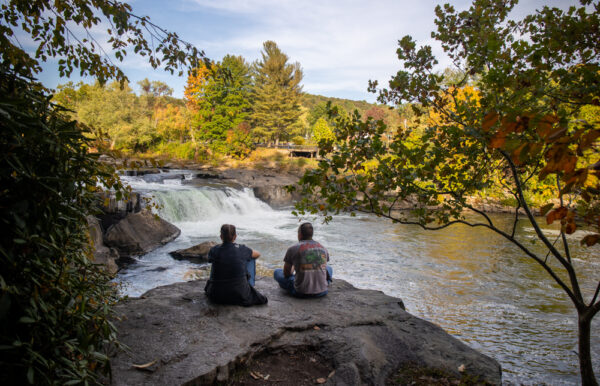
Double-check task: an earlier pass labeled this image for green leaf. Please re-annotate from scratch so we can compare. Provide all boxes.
[27,366,34,384]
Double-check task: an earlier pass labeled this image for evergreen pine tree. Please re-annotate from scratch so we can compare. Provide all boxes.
[185,55,253,154]
[252,41,303,144]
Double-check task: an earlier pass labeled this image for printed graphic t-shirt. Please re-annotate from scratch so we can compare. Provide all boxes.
[284,240,329,295]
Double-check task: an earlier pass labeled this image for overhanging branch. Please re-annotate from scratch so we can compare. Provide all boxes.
[500,149,584,305]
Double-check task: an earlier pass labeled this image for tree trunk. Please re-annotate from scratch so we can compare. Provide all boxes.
[579,313,598,386]
[190,129,198,160]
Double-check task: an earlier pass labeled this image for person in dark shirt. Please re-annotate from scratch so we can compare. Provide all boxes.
[204,224,267,306]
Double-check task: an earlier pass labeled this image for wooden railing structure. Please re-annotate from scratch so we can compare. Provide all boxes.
[255,144,319,158]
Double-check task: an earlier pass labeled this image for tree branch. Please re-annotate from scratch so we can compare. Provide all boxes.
[556,177,572,263]
[500,149,583,305]
[590,281,600,308]
[509,189,521,239]
[464,202,493,227]
[355,205,578,304]
[591,296,600,317]
[545,234,561,264]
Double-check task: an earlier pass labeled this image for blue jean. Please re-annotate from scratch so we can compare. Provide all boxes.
[247,259,256,287]
[273,266,333,297]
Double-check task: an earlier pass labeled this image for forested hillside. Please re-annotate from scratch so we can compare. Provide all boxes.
[53,41,400,161]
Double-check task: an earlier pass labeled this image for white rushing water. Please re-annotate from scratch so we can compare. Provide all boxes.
[115,172,599,385]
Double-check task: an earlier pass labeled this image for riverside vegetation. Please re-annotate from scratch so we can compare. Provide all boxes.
[0,0,598,384]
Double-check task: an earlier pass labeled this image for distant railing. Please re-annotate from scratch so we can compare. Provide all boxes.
[255,143,318,151]
[255,143,319,158]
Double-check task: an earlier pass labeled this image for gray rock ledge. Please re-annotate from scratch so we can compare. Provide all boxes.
[104,210,181,258]
[169,241,218,264]
[110,278,501,385]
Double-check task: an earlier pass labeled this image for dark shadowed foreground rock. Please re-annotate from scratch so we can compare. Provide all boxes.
[104,210,180,258]
[169,241,218,264]
[110,278,501,385]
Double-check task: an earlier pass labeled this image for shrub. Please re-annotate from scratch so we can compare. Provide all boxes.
[0,69,122,384]
[291,135,305,145]
[154,141,197,160]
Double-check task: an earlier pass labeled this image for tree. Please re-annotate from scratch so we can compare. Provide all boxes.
[363,106,387,124]
[1,0,204,84]
[312,117,335,144]
[0,68,127,385]
[54,81,158,152]
[307,102,330,127]
[252,41,304,144]
[1,1,203,383]
[295,0,600,384]
[154,103,189,143]
[185,55,254,156]
[138,78,174,97]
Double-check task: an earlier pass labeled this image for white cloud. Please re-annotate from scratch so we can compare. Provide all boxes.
[37,0,583,101]
[185,0,455,100]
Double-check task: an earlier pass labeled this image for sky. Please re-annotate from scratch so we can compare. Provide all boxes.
[36,0,578,103]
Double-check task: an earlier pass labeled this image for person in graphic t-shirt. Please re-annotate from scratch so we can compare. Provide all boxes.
[204,224,267,306]
[273,222,333,297]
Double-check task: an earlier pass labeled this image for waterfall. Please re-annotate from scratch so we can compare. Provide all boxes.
[120,174,297,242]
[151,187,272,223]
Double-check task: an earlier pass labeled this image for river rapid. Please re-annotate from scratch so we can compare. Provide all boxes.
[116,171,599,385]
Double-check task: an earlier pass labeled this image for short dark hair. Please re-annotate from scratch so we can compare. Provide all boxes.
[220,224,236,243]
[298,222,313,240]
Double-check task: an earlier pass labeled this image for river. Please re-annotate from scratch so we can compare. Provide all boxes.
[116,171,599,385]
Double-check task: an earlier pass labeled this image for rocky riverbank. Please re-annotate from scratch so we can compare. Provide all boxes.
[88,162,540,274]
[127,163,538,214]
[200,167,302,208]
[109,278,502,385]
[101,153,535,212]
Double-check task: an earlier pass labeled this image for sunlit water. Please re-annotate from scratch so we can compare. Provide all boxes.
[116,171,599,385]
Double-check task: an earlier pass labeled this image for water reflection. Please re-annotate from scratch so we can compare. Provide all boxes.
[332,213,598,385]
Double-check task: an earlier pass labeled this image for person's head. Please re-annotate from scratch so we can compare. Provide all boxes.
[220,224,237,243]
[298,222,313,241]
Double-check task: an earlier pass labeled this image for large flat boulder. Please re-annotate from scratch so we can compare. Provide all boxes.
[110,278,501,385]
[104,210,180,258]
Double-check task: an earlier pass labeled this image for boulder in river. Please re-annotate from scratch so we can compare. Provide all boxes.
[169,241,218,263]
[87,216,119,275]
[110,278,501,385]
[104,210,180,258]
[253,185,300,207]
[142,173,185,183]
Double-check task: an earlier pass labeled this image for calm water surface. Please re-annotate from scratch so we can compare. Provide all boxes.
[116,173,599,385]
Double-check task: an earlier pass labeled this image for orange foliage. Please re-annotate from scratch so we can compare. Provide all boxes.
[184,66,211,104]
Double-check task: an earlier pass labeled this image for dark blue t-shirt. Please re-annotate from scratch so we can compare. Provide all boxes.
[208,242,252,281]
[205,242,267,306]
